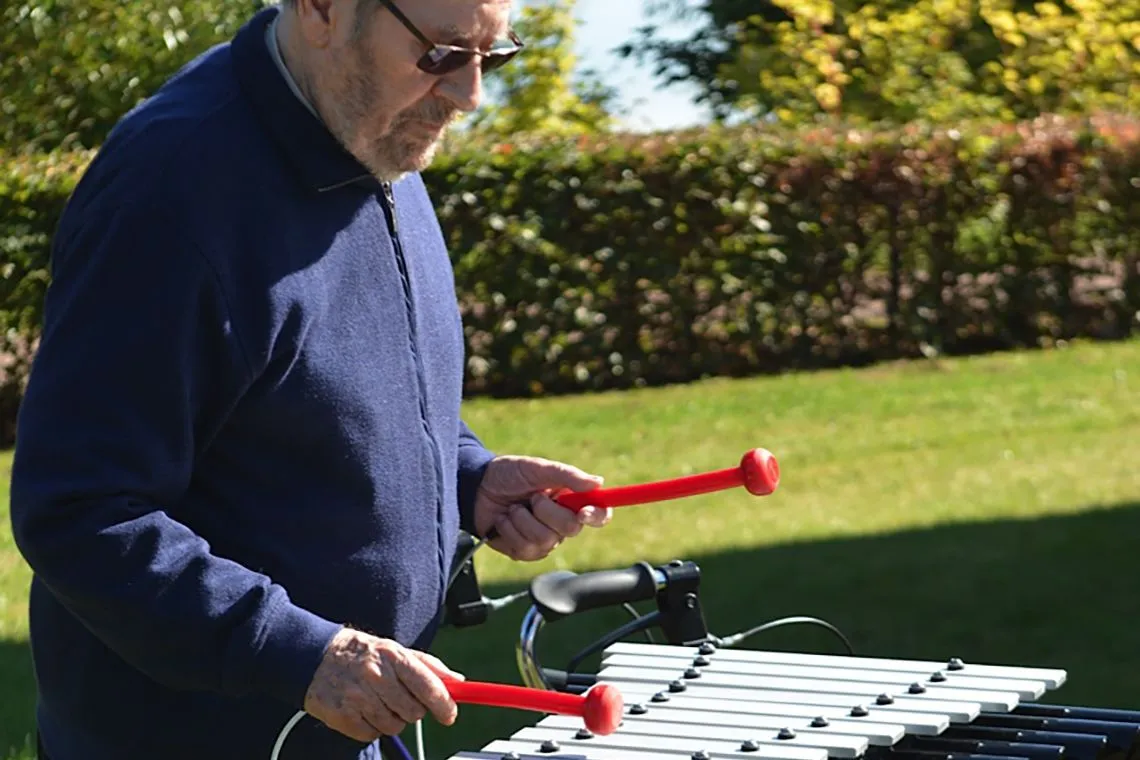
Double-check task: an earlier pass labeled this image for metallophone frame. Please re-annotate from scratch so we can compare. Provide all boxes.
[437,532,1140,760]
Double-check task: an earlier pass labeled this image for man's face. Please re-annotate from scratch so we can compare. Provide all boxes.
[303,0,514,181]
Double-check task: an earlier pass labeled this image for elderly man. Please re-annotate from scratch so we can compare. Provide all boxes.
[9,0,611,758]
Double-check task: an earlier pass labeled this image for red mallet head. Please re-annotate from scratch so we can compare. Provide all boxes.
[741,448,780,496]
[581,683,624,736]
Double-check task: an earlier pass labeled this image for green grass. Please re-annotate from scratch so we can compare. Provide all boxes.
[0,446,34,760]
[2,338,1139,759]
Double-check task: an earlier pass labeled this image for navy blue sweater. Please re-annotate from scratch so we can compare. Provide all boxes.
[9,8,495,760]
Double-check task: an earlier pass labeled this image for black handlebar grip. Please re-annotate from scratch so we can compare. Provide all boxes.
[528,562,659,622]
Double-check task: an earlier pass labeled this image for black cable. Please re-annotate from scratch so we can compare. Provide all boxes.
[566,610,664,674]
[713,615,855,654]
[622,603,656,643]
[445,534,488,595]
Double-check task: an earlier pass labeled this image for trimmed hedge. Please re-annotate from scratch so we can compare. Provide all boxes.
[428,114,1140,396]
[1,149,92,445]
[2,115,1138,443]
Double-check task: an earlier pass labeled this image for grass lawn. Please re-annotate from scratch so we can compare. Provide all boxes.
[2,338,1139,759]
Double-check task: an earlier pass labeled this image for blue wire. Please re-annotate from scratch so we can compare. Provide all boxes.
[380,735,417,760]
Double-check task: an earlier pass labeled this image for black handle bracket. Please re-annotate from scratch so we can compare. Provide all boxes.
[442,532,490,628]
[655,559,709,646]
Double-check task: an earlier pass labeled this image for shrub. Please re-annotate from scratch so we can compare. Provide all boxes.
[427,114,1140,396]
[0,149,90,444]
[1,115,1137,443]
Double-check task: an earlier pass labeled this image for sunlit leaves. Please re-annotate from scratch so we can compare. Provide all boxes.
[456,0,617,142]
[1,0,261,152]
[636,0,1139,127]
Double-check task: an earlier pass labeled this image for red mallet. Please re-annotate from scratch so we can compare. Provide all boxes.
[444,680,624,736]
[553,447,780,511]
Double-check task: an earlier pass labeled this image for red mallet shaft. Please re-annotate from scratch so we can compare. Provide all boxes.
[445,680,624,736]
[554,447,780,511]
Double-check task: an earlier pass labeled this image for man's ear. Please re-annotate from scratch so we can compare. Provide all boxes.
[291,0,345,48]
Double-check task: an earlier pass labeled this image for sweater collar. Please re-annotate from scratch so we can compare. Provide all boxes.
[231,6,380,193]
[265,13,321,122]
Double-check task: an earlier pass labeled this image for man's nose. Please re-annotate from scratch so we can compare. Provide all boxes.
[437,60,483,112]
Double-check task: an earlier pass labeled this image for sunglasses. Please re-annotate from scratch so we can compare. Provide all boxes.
[376,0,525,76]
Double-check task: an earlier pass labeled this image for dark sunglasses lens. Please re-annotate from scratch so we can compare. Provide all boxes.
[418,48,476,75]
[417,44,521,75]
[480,48,520,72]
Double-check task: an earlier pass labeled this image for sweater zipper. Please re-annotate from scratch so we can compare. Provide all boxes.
[379,182,448,608]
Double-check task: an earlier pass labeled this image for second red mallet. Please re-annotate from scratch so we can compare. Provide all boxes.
[553,447,780,511]
[445,679,624,736]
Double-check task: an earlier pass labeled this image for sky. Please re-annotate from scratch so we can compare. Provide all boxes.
[551,0,713,132]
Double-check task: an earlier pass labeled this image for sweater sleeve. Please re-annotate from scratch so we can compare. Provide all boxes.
[9,201,343,709]
[456,420,495,536]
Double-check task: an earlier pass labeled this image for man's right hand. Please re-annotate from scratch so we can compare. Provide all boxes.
[303,628,463,742]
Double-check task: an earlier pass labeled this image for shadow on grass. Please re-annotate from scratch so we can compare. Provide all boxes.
[0,637,35,759]
[420,501,1140,758]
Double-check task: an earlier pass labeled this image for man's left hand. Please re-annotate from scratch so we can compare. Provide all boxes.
[473,455,612,561]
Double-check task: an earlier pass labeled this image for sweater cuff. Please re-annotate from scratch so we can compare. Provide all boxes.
[457,446,496,536]
[246,597,344,709]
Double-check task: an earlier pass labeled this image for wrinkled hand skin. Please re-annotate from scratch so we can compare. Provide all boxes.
[474,454,613,561]
[303,628,464,742]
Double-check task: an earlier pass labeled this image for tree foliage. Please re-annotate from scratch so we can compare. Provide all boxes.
[2,0,615,155]
[1,0,256,153]
[624,0,1140,126]
[459,0,618,140]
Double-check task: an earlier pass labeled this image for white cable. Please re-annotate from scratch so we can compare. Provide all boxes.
[271,709,307,760]
[272,711,424,760]
[271,533,491,760]
[485,589,528,611]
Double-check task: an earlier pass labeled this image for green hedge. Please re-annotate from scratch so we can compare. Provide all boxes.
[1,149,92,445]
[2,115,1138,443]
[428,114,1140,396]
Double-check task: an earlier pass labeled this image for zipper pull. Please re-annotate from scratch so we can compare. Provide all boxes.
[381,181,400,235]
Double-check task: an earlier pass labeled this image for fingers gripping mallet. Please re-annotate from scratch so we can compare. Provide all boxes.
[554,447,780,511]
[445,679,624,735]
[481,448,779,541]
[270,679,623,760]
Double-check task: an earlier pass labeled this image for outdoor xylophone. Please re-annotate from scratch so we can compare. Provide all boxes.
[453,640,1140,760]
[445,567,1140,760]
[436,443,1136,760]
